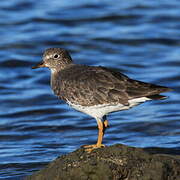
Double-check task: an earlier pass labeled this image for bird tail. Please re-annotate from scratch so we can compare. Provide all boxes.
[147,94,168,100]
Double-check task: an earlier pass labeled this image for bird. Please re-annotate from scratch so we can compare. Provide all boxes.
[32,48,172,152]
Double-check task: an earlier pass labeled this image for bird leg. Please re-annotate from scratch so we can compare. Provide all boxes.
[103,115,109,131]
[103,119,109,130]
[83,118,108,152]
[96,120,105,147]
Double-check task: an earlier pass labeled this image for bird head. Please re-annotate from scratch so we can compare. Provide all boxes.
[32,48,73,71]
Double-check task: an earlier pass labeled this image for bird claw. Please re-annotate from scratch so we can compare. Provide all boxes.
[82,144,105,152]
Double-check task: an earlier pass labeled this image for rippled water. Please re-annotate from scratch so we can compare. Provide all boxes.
[0,0,180,179]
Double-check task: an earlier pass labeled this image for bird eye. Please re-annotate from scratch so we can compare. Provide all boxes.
[53,54,59,59]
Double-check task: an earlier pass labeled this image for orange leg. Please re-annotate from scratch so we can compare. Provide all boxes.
[103,115,109,132]
[96,120,104,147]
[83,117,109,152]
[103,119,109,128]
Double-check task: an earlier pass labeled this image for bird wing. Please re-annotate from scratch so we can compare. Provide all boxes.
[58,65,171,106]
[58,65,129,106]
[101,66,171,99]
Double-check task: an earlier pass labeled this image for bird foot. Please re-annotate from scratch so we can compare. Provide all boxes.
[82,144,105,152]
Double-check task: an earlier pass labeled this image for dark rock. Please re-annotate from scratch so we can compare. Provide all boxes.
[25,144,180,180]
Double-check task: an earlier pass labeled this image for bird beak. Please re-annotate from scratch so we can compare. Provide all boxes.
[32,61,46,69]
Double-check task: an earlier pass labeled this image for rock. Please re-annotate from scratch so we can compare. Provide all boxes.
[25,144,180,180]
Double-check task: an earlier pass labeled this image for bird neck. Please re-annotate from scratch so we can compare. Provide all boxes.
[50,63,74,73]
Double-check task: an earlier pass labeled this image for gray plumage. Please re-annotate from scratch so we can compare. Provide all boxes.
[32,47,172,151]
[32,47,171,108]
[51,64,171,106]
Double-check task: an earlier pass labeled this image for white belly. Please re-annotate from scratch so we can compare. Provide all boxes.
[68,97,151,120]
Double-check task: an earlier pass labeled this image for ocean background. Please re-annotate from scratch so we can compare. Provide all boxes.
[0,0,179,179]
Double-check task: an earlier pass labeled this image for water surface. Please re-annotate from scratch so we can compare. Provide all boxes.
[0,0,180,179]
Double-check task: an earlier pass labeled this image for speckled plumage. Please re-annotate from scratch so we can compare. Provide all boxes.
[32,47,172,151]
[51,64,170,107]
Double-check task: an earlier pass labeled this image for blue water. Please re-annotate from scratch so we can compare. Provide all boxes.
[0,0,180,179]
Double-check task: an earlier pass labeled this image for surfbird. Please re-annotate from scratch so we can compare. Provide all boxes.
[32,48,171,152]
